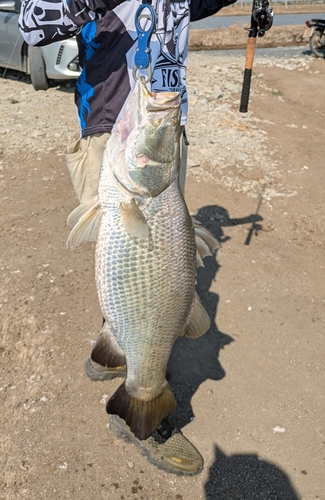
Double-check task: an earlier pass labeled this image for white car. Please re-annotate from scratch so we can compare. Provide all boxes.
[0,0,80,90]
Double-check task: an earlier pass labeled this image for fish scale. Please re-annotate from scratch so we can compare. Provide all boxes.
[96,157,196,394]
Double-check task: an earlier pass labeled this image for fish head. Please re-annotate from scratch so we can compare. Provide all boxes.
[113,77,182,198]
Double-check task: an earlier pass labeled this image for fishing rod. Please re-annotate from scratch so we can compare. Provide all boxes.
[239,0,274,113]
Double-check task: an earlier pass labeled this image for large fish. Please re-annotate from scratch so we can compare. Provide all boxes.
[67,77,217,440]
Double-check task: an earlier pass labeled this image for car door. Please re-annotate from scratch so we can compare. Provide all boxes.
[0,0,24,70]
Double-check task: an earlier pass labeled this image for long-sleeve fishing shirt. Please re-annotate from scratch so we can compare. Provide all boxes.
[19,0,235,137]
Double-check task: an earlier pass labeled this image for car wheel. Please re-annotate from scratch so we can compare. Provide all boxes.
[29,46,49,91]
[309,29,325,58]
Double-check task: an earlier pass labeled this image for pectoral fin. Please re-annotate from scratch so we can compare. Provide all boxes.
[67,196,98,227]
[67,200,100,248]
[120,198,149,239]
[184,293,210,339]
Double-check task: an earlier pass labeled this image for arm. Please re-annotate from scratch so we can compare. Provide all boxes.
[190,0,237,22]
[19,0,125,46]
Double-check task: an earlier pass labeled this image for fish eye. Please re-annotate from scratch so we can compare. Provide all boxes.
[170,116,178,126]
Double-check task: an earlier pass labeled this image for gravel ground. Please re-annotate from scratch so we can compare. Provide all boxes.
[1,49,324,500]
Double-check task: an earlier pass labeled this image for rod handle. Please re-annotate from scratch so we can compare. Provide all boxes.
[239,68,252,113]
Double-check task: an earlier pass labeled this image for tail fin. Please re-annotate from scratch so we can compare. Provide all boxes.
[106,382,176,440]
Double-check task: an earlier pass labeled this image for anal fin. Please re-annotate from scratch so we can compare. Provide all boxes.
[91,323,126,369]
[184,293,210,339]
[106,382,176,440]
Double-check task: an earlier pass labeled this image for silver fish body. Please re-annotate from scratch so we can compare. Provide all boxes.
[98,79,198,439]
[97,159,196,386]
[67,78,213,440]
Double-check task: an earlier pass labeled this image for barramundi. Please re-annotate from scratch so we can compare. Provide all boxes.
[67,77,218,440]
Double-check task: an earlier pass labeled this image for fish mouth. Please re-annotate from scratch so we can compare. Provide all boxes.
[139,76,181,112]
[110,77,182,197]
[133,81,182,168]
[139,83,182,157]
[145,95,181,113]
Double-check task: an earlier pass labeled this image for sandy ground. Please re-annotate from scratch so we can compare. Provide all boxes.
[0,46,324,499]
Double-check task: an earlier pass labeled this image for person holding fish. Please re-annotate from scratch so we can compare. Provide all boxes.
[19,0,236,475]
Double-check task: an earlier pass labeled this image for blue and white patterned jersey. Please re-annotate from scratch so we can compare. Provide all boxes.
[19,0,235,137]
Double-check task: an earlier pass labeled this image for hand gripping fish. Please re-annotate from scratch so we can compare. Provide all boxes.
[67,77,219,440]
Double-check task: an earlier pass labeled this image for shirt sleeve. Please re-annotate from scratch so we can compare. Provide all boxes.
[18,0,121,46]
[190,0,237,22]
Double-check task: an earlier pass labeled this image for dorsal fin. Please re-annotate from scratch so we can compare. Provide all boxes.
[193,219,220,267]
[193,220,220,254]
[196,236,212,260]
[196,251,204,269]
[184,292,210,339]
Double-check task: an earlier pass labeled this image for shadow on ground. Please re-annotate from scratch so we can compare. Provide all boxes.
[168,204,263,429]
[168,204,300,499]
[205,445,300,500]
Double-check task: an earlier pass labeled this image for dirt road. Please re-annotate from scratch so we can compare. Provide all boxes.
[0,49,324,499]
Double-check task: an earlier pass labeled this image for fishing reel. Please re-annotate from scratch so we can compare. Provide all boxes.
[252,0,274,37]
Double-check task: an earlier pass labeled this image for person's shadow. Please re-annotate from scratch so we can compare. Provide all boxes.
[167,203,263,429]
[205,445,300,500]
[168,204,299,499]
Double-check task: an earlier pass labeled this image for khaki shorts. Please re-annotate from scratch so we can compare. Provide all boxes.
[64,133,110,204]
[64,128,188,204]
